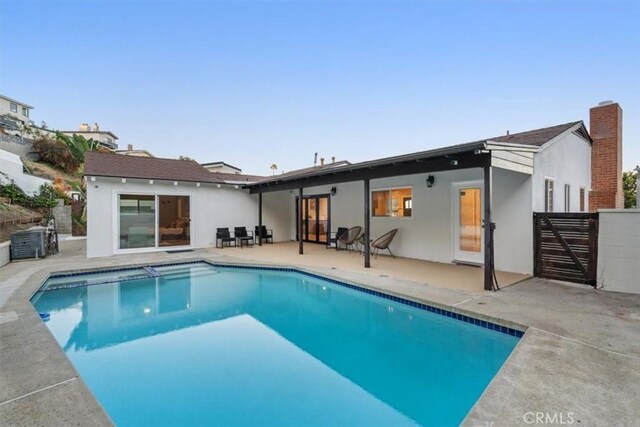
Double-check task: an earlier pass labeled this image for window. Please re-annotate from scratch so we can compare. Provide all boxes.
[119,194,156,249]
[10,102,17,113]
[372,187,412,217]
[544,179,554,212]
[22,107,29,117]
[579,188,586,212]
[564,184,571,212]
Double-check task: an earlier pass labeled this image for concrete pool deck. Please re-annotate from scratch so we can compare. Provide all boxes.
[1,240,639,426]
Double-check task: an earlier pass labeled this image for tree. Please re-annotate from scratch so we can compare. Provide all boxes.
[178,155,195,161]
[56,132,101,164]
[623,169,637,209]
[270,164,278,175]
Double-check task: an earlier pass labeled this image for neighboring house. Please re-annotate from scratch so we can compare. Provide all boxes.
[84,102,622,290]
[201,161,243,174]
[0,94,33,126]
[0,148,51,195]
[116,144,155,158]
[61,123,119,150]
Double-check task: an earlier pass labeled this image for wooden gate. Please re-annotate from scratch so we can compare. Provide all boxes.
[533,213,599,286]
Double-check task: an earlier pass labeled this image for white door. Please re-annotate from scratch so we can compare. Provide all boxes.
[452,181,484,265]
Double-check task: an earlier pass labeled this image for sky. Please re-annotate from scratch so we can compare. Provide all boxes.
[1,0,638,175]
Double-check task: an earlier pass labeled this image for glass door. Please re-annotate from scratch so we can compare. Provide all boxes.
[158,196,191,247]
[452,182,483,264]
[297,195,330,244]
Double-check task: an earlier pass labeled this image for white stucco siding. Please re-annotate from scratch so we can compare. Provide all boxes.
[86,177,291,258]
[492,168,533,274]
[532,133,591,212]
[290,167,532,274]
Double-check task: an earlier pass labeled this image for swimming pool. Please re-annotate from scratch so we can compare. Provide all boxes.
[32,262,520,426]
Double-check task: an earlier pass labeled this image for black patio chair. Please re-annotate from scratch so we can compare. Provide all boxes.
[337,226,362,252]
[255,225,273,244]
[216,228,236,249]
[327,227,348,250]
[234,226,254,248]
[371,229,398,258]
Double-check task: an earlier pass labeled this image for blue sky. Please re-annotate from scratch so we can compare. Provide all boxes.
[1,0,638,175]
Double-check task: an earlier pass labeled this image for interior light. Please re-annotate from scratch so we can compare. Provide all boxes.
[143,307,151,315]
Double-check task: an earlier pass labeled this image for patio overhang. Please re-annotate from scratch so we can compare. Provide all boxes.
[249,142,516,292]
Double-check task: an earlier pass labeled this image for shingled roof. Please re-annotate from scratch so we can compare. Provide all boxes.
[84,152,262,184]
[487,121,588,146]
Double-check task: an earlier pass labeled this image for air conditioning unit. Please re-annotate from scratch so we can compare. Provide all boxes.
[10,229,47,260]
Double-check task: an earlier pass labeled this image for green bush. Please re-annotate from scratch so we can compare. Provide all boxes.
[0,182,58,209]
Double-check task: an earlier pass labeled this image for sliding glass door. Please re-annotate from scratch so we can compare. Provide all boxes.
[118,194,191,251]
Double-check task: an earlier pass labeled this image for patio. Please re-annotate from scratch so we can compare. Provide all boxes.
[208,241,529,293]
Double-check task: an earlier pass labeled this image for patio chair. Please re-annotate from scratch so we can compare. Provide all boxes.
[327,227,348,250]
[234,226,254,248]
[337,226,362,252]
[216,228,236,249]
[255,225,273,244]
[371,229,398,258]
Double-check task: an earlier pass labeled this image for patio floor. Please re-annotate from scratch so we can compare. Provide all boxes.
[206,241,529,293]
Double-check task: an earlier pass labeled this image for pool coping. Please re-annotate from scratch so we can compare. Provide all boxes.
[34,258,527,338]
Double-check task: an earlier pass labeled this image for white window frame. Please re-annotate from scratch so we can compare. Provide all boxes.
[10,102,17,113]
[22,107,29,117]
[544,178,554,213]
[564,184,571,212]
[371,186,413,219]
[113,190,193,254]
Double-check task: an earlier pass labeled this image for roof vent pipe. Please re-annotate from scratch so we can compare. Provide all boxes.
[320,158,325,166]
[314,152,318,165]
[331,156,335,163]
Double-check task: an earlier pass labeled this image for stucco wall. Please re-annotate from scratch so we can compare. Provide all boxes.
[597,210,640,294]
[0,148,51,195]
[532,132,591,212]
[286,167,533,274]
[86,177,291,258]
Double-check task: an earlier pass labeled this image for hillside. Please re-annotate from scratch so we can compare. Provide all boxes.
[0,202,44,242]
[23,160,79,184]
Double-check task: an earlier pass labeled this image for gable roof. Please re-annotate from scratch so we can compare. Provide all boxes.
[487,121,590,146]
[84,152,262,184]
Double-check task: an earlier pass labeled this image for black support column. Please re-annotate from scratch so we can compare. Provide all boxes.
[364,179,371,268]
[298,188,304,255]
[483,157,493,291]
[258,192,263,246]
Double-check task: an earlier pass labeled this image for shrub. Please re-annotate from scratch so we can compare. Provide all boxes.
[0,182,59,210]
[31,135,80,173]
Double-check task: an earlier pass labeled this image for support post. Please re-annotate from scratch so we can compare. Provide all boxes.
[258,192,263,246]
[364,179,370,268]
[298,188,304,255]
[483,157,493,291]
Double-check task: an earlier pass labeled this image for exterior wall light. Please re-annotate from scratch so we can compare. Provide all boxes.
[330,187,337,196]
[426,175,435,188]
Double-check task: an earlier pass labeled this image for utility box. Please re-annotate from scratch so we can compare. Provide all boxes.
[10,228,47,260]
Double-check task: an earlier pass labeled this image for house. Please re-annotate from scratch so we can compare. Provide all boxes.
[116,144,155,158]
[61,123,119,150]
[201,161,243,174]
[0,94,33,126]
[84,102,622,290]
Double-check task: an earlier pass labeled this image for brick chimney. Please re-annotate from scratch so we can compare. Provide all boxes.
[589,101,623,211]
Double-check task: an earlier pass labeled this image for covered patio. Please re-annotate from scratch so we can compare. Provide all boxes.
[210,242,528,293]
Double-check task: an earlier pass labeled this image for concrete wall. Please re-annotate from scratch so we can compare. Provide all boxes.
[0,241,10,268]
[0,134,33,158]
[597,210,640,294]
[52,199,72,234]
[86,177,291,258]
[286,167,533,274]
[533,132,591,212]
[0,148,51,195]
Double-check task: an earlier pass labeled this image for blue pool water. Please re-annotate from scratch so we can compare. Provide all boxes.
[32,263,519,426]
